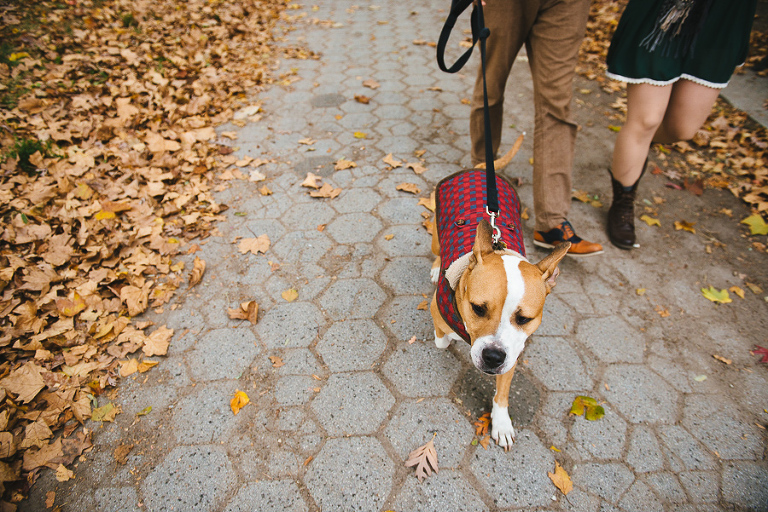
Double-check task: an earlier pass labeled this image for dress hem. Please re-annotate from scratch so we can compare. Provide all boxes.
[605,71,729,89]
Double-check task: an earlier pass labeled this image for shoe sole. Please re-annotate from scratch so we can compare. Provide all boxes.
[533,239,604,257]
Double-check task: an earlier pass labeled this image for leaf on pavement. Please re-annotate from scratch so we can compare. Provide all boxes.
[238,235,271,255]
[569,396,605,421]
[310,183,342,198]
[674,220,696,233]
[640,215,661,227]
[269,356,285,368]
[728,286,745,299]
[91,403,119,422]
[741,214,768,235]
[701,285,731,304]
[474,412,491,436]
[362,79,380,89]
[228,301,259,324]
[334,159,357,171]
[354,95,370,104]
[396,183,421,195]
[114,444,134,465]
[405,437,438,482]
[382,153,402,168]
[0,362,46,404]
[548,462,573,495]
[230,390,250,415]
[301,172,323,189]
[55,464,74,483]
[188,256,206,288]
[406,162,426,175]
[282,288,299,302]
[750,346,768,363]
[143,326,173,357]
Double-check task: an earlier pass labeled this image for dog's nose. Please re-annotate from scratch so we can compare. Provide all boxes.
[481,347,506,369]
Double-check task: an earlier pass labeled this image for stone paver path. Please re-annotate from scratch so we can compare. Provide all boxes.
[28,1,768,511]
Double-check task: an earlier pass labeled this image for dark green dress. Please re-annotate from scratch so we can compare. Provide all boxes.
[606,0,757,88]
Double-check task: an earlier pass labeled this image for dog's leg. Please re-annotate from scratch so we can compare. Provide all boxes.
[430,294,452,349]
[430,256,441,284]
[491,365,517,450]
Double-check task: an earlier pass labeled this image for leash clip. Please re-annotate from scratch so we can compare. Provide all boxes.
[486,206,503,248]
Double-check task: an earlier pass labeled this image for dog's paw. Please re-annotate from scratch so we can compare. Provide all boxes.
[434,332,451,349]
[491,403,515,451]
[430,266,440,284]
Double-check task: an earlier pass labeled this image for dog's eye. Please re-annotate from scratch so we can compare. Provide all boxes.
[471,303,487,317]
[516,314,532,326]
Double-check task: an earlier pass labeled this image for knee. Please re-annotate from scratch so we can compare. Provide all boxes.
[627,109,665,138]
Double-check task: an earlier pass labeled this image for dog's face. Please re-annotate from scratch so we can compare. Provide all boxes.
[455,220,568,375]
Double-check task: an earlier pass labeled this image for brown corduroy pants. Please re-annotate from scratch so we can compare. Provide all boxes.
[470,0,590,232]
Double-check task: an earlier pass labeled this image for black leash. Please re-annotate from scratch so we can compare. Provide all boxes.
[436,0,502,245]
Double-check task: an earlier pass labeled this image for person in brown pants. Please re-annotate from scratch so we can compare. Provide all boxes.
[470,0,603,257]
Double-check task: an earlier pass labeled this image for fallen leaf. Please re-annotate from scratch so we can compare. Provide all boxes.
[91,403,119,422]
[640,215,661,227]
[384,234,394,241]
[396,183,421,194]
[353,131,367,139]
[474,412,491,436]
[0,362,46,403]
[382,153,402,168]
[569,396,604,421]
[548,462,573,495]
[143,325,173,356]
[416,300,428,310]
[701,285,732,304]
[310,183,342,198]
[46,491,55,508]
[259,185,273,196]
[55,464,74,482]
[238,235,271,255]
[712,354,732,365]
[746,282,764,294]
[188,256,206,288]
[301,172,322,189]
[113,444,133,465]
[298,137,316,145]
[406,162,426,174]
[478,435,490,450]
[674,220,696,233]
[741,214,768,235]
[405,436,438,482]
[750,346,768,363]
[354,95,370,104]
[334,159,356,171]
[269,356,285,368]
[137,406,152,417]
[137,360,158,373]
[228,301,259,324]
[729,286,745,299]
[282,288,299,302]
[636,288,646,296]
[230,390,250,415]
[362,79,380,89]
[119,359,139,377]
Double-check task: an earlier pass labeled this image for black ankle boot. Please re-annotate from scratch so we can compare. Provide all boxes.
[607,161,646,250]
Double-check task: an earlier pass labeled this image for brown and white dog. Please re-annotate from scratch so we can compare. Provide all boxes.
[429,174,569,450]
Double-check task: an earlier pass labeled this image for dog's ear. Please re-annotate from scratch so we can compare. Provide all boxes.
[471,219,495,266]
[536,242,570,293]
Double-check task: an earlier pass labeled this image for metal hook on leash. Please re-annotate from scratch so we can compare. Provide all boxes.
[486,206,502,245]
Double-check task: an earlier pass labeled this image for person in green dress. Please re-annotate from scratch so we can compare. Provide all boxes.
[604,0,757,250]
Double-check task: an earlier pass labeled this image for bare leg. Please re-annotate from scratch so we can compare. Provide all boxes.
[653,80,721,143]
[611,83,671,186]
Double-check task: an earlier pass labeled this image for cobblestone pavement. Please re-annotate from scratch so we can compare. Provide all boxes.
[27,1,768,511]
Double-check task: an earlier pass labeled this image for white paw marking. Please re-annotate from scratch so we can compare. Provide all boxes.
[491,402,515,449]
[430,266,440,284]
[434,332,451,349]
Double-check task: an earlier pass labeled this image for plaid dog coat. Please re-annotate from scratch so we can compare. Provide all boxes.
[434,169,525,343]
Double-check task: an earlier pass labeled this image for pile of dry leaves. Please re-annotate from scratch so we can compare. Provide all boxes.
[0,0,302,505]
[578,0,768,227]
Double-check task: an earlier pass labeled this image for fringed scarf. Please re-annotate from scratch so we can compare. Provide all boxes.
[640,0,714,58]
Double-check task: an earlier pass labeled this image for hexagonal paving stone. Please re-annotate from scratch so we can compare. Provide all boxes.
[383,342,461,398]
[658,425,717,470]
[325,213,383,244]
[316,319,387,371]
[376,197,426,225]
[721,462,768,510]
[270,229,332,267]
[524,336,592,391]
[377,227,432,258]
[310,372,394,435]
[626,426,665,473]
[332,188,382,214]
[379,256,433,294]
[682,394,764,460]
[392,470,489,512]
[280,202,337,231]
[384,398,473,468]
[304,436,394,512]
[257,302,325,349]
[570,404,627,459]
[469,430,556,508]
[223,481,308,512]
[576,316,645,363]
[318,278,386,321]
[535,295,576,336]
[141,445,236,511]
[571,462,634,503]
[379,295,435,341]
[172,381,245,444]
[603,364,678,423]
[186,328,260,381]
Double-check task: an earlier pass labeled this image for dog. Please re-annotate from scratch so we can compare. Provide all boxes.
[429,165,569,451]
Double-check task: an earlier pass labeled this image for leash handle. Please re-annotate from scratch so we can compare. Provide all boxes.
[436,0,500,225]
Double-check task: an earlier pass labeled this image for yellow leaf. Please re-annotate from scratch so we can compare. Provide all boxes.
[384,234,394,240]
[608,125,621,132]
[674,220,696,233]
[282,288,299,302]
[95,210,116,220]
[636,288,646,296]
[729,286,745,299]
[9,52,30,62]
[119,359,139,377]
[353,131,367,139]
[230,390,250,415]
[91,403,119,422]
[396,183,421,195]
[55,464,74,482]
[143,325,173,356]
[701,285,732,304]
[741,214,768,235]
[548,462,573,495]
[334,159,357,171]
[382,153,402,168]
[57,292,87,317]
[640,215,660,227]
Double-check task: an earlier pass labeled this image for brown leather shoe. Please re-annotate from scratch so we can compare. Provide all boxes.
[533,220,604,257]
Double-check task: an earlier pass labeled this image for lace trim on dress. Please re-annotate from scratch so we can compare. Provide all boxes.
[605,70,728,89]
